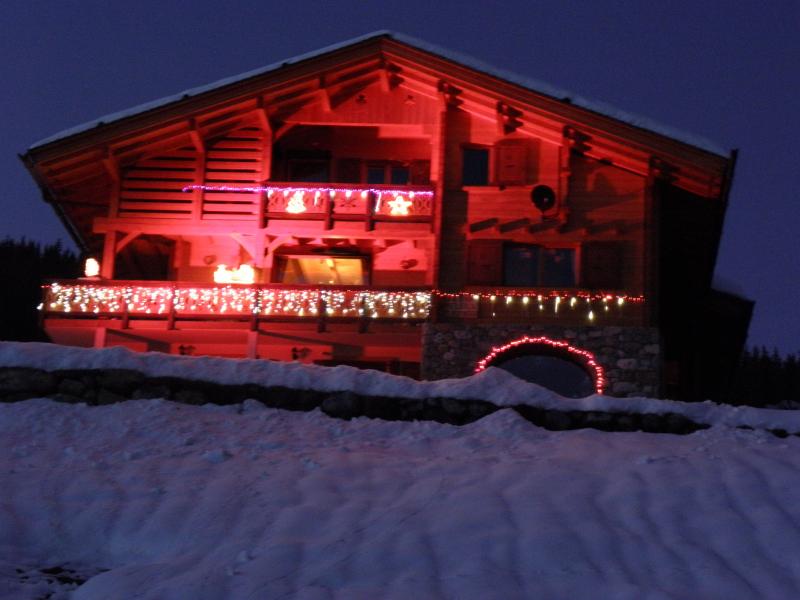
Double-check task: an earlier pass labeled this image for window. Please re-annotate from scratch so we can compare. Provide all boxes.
[502,244,576,287]
[366,162,411,185]
[274,255,366,285]
[462,147,490,186]
[287,159,330,183]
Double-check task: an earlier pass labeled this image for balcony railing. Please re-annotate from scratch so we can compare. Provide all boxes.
[182,182,434,228]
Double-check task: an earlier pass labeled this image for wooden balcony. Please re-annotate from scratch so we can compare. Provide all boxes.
[118,182,435,230]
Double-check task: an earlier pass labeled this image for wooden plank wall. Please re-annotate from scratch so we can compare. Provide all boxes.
[119,126,265,222]
[120,147,198,218]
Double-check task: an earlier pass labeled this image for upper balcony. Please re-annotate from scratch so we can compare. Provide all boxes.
[115,179,434,232]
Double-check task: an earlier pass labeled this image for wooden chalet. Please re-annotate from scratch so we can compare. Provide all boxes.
[22,31,751,399]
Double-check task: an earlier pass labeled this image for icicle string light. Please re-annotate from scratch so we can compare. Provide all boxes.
[474,335,607,394]
[43,284,431,319]
[42,284,641,323]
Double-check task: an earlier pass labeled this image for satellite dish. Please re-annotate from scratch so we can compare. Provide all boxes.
[531,185,557,212]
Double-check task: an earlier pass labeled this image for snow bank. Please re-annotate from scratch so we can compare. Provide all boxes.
[2,398,800,599]
[2,342,799,432]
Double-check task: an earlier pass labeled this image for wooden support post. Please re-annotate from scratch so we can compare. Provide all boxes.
[189,119,205,222]
[358,298,369,333]
[121,298,130,330]
[246,330,259,359]
[102,149,120,219]
[167,285,177,330]
[324,192,334,230]
[365,191,376,231]
[93,327,107,349]
[317,297,327,333]
[257,106,272,230]
[101,231,116,279]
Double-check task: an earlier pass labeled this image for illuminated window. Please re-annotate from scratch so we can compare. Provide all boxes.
[274,255,366,285]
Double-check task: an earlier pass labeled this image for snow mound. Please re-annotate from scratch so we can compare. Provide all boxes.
[2,342,800,432]
[2,398,799,599]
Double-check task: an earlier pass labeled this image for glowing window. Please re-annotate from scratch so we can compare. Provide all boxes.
[275,256,366,285]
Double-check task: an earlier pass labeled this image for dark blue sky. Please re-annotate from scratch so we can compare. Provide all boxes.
[2,1,798,353]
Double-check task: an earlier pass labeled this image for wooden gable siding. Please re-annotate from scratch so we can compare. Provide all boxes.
[119,125,266,222]
[120,147,197,218]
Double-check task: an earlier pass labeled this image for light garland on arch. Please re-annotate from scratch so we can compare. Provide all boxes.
[474,335,607,394]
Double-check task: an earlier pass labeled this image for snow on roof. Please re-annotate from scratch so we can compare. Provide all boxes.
[29,31,727,156]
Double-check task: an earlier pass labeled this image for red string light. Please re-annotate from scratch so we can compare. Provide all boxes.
[474,335,606,394]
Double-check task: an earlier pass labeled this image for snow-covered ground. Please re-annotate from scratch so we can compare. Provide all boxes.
[2,344,800,598]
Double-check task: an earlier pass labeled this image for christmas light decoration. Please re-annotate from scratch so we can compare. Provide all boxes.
[474,335,606,394]
[83,258,100,278]
[183,184,434,198]
[213,264,256,284]
[285,190,307,214]
[183,184,434,217]
[43,284,431,320]
[387,194,412,216]
[42,284,641,326]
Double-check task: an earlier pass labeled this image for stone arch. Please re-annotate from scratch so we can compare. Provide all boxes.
[475,335,606,395]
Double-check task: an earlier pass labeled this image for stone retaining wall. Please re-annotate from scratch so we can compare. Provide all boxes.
[421,323,661,397]
[0,366,703,434]
[3,366,798,438]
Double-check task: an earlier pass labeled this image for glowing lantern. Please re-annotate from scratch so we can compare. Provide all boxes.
[84,258,100,278]
[213,264,255,284]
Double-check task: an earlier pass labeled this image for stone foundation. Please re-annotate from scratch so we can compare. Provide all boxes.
[421,323,661,397]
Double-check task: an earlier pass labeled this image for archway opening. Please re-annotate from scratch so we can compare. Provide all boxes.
[475,336,605,397]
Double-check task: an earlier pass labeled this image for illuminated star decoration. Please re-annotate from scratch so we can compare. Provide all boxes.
[387,194,412,216]
[285,190,307,214]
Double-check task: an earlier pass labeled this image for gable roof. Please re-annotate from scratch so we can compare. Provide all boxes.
[29,30,726,156]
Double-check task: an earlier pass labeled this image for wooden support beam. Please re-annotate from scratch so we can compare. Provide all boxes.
[100,231,116,279]
[116,231,140,253]
[246,330,259,359]
[102,148,120,219]
[365,192,376,231]
[318,75,332,113]
[230,233,256,259]
[93,327,107,349]
[189,119,206,222]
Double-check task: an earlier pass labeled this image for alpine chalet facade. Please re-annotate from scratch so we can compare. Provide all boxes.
[22,32,751,400]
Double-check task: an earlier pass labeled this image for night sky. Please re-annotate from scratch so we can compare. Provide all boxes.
[2,1,798,353]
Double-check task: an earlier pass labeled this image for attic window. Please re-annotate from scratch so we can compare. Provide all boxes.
[462,147,489,186]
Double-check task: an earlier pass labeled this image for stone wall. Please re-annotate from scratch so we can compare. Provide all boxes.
[421,323,661,397]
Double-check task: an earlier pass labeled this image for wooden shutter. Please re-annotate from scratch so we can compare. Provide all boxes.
[496,144,526,185]
[467,240,503,285]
